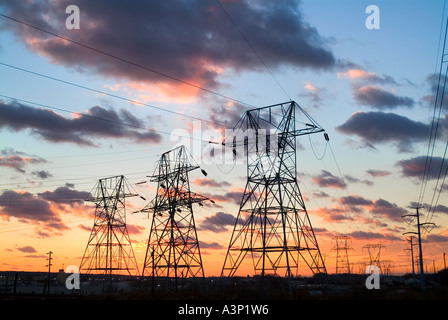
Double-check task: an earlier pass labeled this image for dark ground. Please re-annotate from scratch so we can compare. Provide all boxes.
[1,269,447,300]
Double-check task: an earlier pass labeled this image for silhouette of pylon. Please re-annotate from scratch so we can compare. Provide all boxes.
[141,145,208,282]
[80,175,139,276]
[221,101,327,278]
[331,236,352,274]
[363,244,386,272]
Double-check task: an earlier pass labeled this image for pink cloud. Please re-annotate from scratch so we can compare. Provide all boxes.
[337,69,377,80]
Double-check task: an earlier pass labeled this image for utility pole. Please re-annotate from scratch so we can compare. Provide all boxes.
[45,251,53,294]
[403,206,433,292]
[404,236,416,284]
[442,252,447,270]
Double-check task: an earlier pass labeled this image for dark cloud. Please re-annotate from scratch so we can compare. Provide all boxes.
[0,100,162,146]
[336,111,430,152]
[434,204,448,214]
[200,211,236,233]
[354,85,414,109]
[344,231,401,241]
[369,198,407,221]
[38,186,91,205]
[31,170,53,179]
[339,195,373,206]
[311,170,345,189]
[0,148,47,173]
[205,189,244,205]
[192,178,231,188]
[17,246,37,253]
[0,0,336,92]
[366,169,391,177]
[338,195,407,222]
[0,185,93,235]
[312,191,330,198]
[199,241,223,250]
[0,190,66,228]
[311,171,371,189]
[397,156,448,180]
[409,201,448,215]
[425,234,448,243]
[344,174,373,186]
[338,69,414,110]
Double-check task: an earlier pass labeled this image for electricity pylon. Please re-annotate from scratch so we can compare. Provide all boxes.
[141,145,208,283]
[332,236,352,274]
[221,101,327,278]
[80,175,139,277]
[363,244,386,272]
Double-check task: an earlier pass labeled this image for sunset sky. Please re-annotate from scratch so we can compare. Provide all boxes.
[1,0,448,277]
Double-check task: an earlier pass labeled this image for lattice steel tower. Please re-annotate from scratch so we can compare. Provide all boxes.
[332,236,352,274]
[363,244,386,272]
[80,175,139,276]
[221,101,327,278]
[141,145,208,281]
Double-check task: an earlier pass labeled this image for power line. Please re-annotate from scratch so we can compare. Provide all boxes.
[424,140,448,228]
[418,6,448,208]
[215,0,291,101]
[418,7,448,229]
[0,93,166,132]
[0,13,256,109]
[0,62,228,127]
[0,93,215,145]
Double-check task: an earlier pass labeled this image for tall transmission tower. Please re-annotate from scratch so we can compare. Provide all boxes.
[221,101,327,278]
[332,236,352,274]
[80,175,140,277]
[141,145,209,283]
[363,244,386,272]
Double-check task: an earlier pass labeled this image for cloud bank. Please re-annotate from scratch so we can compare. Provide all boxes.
[0,100,162,146]
[0,0,337,98]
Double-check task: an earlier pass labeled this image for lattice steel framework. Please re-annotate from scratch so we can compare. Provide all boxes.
[332,236,352,274]
[363,244,386,272]
[142,145,207,280]
[80,175,139,276]
[221,101,327,278]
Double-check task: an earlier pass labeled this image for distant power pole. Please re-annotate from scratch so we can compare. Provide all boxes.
[402,206,434,292]
[363,244,385,272]
[45,251,53,294]
[403,236,417,283]
[444,252,447,270]
[332,236,352,274]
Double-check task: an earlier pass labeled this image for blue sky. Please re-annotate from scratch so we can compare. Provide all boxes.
[0,0,447,275]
